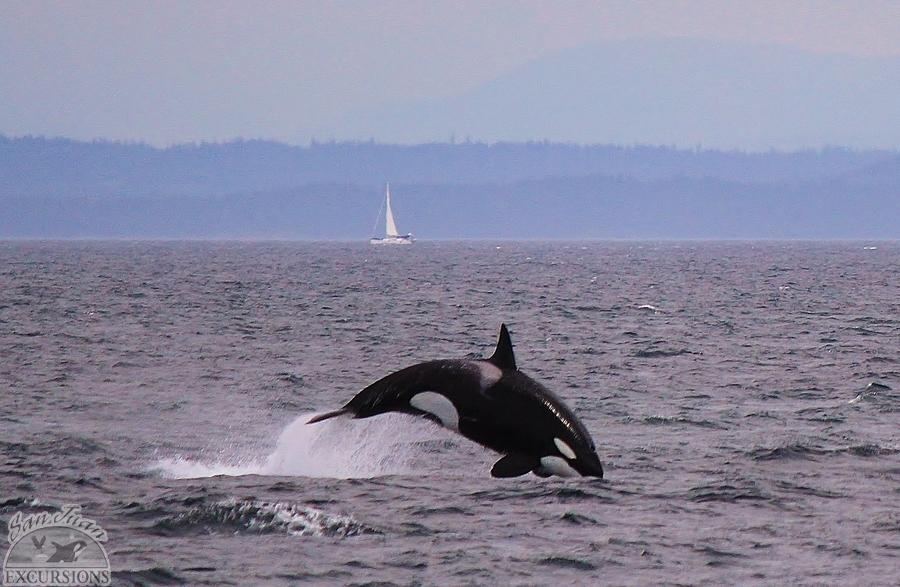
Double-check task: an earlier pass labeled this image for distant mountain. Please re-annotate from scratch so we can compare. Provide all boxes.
[330,39,900,150]
[1,135,897,239]
[846,155,900,187]
[1,135,892,199]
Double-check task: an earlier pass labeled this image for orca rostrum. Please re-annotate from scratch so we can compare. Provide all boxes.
[308,324,604,479]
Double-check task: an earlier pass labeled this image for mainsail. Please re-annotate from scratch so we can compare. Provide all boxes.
[385,183,400,237]
[370,182,414,245]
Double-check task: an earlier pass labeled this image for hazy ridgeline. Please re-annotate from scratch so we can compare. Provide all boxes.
[2,136,898,239]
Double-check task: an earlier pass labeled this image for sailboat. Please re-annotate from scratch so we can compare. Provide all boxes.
[369,183,414,245]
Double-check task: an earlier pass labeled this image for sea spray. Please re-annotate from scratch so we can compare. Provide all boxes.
[152,412,446,479]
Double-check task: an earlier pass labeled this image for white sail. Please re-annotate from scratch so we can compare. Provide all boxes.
[370,182,414,245]
[385,183,400,237]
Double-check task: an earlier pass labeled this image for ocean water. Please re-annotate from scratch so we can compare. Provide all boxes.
[1,240,898,586]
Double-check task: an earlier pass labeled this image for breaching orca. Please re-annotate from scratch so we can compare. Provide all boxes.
[308,324,604,479]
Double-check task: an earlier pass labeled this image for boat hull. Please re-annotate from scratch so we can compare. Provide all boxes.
[370,236,414,245]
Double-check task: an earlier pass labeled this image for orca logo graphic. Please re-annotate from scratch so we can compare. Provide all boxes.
[3,505,110,586]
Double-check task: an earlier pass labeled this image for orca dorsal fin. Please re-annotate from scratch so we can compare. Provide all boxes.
[487,323,517,370]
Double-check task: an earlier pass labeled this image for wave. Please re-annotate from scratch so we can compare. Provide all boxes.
[686,481,774,504]
[773,480,844,499]
[559,511,601,526]
[150,498,377,538]
[112,567,184,586]
[747,443,826,461]
[747,441,899,461]
[639,415,724,429]
[537,555,597,571]
[848,381,892,405]
[632,347,696,358]
[0,496,46,512]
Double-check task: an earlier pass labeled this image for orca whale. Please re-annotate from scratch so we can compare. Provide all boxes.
[308,324,604,479]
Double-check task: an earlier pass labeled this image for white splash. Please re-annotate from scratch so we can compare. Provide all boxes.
[151,456,260,479]
[173,498,374,537]
[152,412,446,480]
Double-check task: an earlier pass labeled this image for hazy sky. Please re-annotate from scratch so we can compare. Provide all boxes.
[3,1,900,145]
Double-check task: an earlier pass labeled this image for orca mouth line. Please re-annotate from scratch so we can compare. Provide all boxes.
[307,408,350,424]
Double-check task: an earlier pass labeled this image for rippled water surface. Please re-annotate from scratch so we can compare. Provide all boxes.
[1,241,898,585]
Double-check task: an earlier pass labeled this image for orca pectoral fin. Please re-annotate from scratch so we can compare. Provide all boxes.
[307,408,350,424]
[490,453,538,478]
